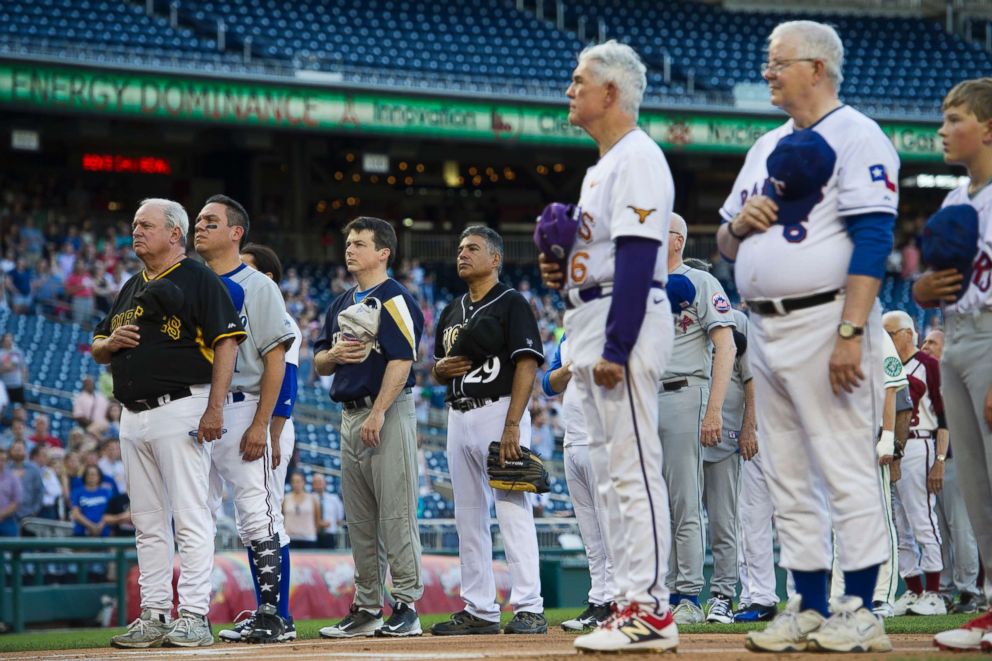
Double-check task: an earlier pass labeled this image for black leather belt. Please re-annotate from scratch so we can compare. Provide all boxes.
[342,387,412,411]
[747,289,841,316]
[450,396,499,412]
[565,280,664,310]
[909,429,935,439]
[122,387,193,413]
[662,378,689,392]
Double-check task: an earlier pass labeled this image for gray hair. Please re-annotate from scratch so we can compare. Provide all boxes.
[459,225,504,273]
[139,198,189,243]
[768,21,844,89]
[577,40,647,119]
[882,309,918,346]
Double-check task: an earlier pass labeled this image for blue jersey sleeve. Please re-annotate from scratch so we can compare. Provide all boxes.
[273,363,298,419]
[541,338,565,397]
[845,212,895,279]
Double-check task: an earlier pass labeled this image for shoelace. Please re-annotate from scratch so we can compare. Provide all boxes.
[171,616,199,636]
[127,617,152,636]
[818,609,855,634]
[232,609,255,629]
[764,609,800,636]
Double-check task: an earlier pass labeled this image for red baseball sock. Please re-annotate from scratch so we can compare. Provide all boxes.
[905,575,924,594]
[924,572,941,594]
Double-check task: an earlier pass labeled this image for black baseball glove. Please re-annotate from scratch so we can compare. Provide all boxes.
[451,315,503,363]
[485,441,551,493]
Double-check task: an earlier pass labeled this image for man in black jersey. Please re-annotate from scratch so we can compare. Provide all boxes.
[93,198,244,649]
[430,226,547,636]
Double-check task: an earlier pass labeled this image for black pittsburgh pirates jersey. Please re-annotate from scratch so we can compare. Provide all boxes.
[93,258,246,402]
[434,283,544,401]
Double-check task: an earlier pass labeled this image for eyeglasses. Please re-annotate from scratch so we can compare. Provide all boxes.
[762,58,817,75]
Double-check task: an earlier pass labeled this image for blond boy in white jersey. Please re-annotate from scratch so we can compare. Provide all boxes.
[913,77,992,653]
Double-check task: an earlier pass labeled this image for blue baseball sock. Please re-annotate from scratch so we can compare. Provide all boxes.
[793,569,829,617]
[843,564,880,609]
[248,547,261,604]
[279,544,292,620]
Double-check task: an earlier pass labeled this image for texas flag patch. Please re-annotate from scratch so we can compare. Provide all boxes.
[869,164,897,192]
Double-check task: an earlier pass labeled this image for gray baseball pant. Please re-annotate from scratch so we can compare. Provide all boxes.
[938,458,980,596]
[703,451,740,598]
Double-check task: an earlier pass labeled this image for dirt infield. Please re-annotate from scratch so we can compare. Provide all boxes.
[2,632,971,660]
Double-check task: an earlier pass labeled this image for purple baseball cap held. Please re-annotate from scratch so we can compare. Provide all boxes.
[534,203,582,265]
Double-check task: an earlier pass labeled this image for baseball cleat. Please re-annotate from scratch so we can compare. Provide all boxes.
[374,602,422,637]
[806,596,892,653]
[705,594,734,624]
[319,605,383,638]
[982,632,992,652]
[245,603,287,644]
[744,595,825,653]
[504,611,548,634]
[110,609,172,649]
[218,609,255,643]
[733,603,777,623]
[932,610,992,651]
[907,591,947,616]
[672,598,704,625]
[279,617,297,641]
[430,610,500,636]
[955,592,981,614]
[163,610,214,647]
[892,590,919,616]
[574,604,678,653]
[871,601,895,619]
[561,602,613,632]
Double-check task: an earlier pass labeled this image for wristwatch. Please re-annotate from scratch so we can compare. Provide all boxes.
[935,454,946,463]
[837,320,865,339]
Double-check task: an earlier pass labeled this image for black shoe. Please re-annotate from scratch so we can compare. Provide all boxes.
[561,602,612,631]
[319,605,384,638]
[955,592,980,614]
[504,611,548,634]
[430,610,500,636]
[375,602,422,637]
[733,603,777,623]
[246,604,287,644]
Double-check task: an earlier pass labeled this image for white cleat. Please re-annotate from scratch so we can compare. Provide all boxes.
[906,591,947,616]
[892,590,918,616]
[574,604,679,654]
[744,595,825,653]
[933,611,992,651]
[806,596,892,653]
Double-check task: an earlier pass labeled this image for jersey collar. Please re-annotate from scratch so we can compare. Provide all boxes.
[220,263,248,279]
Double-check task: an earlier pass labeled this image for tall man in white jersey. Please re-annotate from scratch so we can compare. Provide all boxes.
[912,77,992,652]
[194,195,295,644]
[716,20,898,653]
[219,243,304,643]
[539,40,678,653]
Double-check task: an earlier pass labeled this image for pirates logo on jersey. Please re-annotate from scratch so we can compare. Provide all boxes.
[627,206,656,224]
[442,323,464,356]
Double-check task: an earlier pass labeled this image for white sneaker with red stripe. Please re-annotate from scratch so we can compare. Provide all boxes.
[574,604,679,653]
[933,610,992,651]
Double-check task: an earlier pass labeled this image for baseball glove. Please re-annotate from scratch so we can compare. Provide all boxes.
[486,441,551,493]
[450,315,503,362]
[334,296,381,361]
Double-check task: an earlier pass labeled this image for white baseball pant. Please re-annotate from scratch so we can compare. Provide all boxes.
[447,398,542,621]
[120,387,215,617]
[564,442,616,605]
[564,295,674,614]
[737,449,779,608]
[893,437,943,578]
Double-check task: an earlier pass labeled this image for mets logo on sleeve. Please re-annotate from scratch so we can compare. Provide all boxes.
[711,293,731,313]
[884,357,902,378]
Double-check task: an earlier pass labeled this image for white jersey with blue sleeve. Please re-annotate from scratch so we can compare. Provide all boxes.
[941,183,992,315]
[719,106,899,301]
[274,312,302,420]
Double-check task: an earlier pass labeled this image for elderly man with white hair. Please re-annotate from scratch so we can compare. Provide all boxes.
[539,40,679,652]
[716,19,899,652]
[882,310,949,616]
[92,198,245,648]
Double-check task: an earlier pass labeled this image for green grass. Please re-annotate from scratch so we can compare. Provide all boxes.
[0,608,979,654]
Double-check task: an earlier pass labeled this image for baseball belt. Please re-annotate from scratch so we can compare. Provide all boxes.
[122,387,194,413]
[564,280,664,310]
[746,289,841,316]
[908,429,935,439]
[449,396,500,412]
[342,387,412,412]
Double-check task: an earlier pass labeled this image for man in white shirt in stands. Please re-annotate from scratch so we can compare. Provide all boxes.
[313,473,344,549]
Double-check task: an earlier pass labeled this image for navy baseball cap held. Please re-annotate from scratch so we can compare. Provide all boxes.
[762,129,837,229]
[666,273,696,314]
[920,203,979,289]
[534,203,582,266]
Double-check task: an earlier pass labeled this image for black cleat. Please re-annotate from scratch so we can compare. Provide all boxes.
[504,611,548,634]
[430,610,500,636]
[375,602,422,637]
[245,604,287,644]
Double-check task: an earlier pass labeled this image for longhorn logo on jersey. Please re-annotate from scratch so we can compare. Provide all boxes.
[627,206,656,224]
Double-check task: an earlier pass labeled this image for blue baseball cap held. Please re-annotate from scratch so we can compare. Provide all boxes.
[921,203,979,292]
[762,129,837,230]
